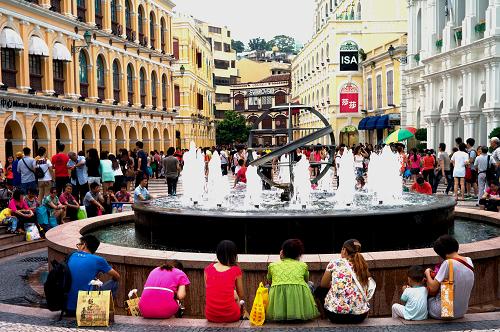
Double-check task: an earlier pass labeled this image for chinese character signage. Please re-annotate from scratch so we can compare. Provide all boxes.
[339,40,359,72]
[339,83,359,113]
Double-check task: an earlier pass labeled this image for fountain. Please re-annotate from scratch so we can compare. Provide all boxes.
[292,155,312,208]
[245,165,262,208]
[207,151,230,207]
[180,142,205,205]
[367,146,403,204]
[335,149,356,206]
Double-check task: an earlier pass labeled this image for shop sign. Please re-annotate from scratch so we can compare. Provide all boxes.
[0,98,73,112]
[339,83,359,113]
[339,40,359,71]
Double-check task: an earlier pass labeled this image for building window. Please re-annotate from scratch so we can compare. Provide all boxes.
[208,26,221,34]
[149,12,155,48]
[174,85,180,107]
[138,6,145,46]
[111,0,118,35]
[140,69,146,105]
[234,94,244,110]
[50,0,62,13]
[125,0,133,41]
[173,38,179,59]
[151,72,157,108]
[227,30,230,37]
[215,94,230,103]
[197,93,203,110]
[127,64,134,104]
[162,75,167,108]
[376,75,382,109]
[29,55,43,91]
[366,77,372,110]
[77,0,86,22]
[160,19,166,53]
[386,70,394,106]
[53,60,65,95]
[248,96,259,110]
[214,60,229,69]
[231,60,236,68]
[196,52,202,69]
[95,0,103,28]
[262,95,272,108]
[1,48,17,88]
[96,56,105,100]
[224,43,231,52]
[275,91,287,105]
[112,61,120,102]
[214,76,230,86]
[214,42,222,51]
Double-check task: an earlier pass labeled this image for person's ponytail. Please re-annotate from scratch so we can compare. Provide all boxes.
[350,252,370,287]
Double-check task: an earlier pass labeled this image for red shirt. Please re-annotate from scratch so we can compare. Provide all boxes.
[204,263,242,323]
[236,166,247,183]
[51,153,70,178]
[59,192,77,205]
[422,155,435,171]
[411,181,432,195]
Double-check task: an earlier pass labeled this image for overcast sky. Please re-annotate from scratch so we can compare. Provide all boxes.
[173,0,315,46]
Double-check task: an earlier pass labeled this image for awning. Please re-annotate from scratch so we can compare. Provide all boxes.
[0,28,24,49]
[53,42,72,61]
[375,115,390,129]
[358,117,370,130]
[365,117,379,130]
[28,36,49,56]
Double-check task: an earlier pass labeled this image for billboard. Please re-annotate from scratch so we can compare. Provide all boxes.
[339,41,359,71]
[339,82,359,113]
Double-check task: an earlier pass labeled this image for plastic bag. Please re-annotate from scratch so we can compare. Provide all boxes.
[25,223,41,241]
[249,282,269,326]
[36,206,49,225]
[77,207,87,220]
[49,216,58,228]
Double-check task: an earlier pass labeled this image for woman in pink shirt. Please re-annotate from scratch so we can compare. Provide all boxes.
[8,189,34,233]
[139,260,190,319]
[408,148,422,182]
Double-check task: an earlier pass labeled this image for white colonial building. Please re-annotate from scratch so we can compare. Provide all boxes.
[404,0,500,150]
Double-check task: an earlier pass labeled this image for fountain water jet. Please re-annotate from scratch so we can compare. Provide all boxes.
[335,149,356,206]
[245,165,262,208]
[367,146,403,204]
[207,151,229,207]
[293,155,312,208]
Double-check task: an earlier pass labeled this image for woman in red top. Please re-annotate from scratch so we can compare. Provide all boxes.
[204,240,245,323]
[4,156,14,186]
[421,150,435,188]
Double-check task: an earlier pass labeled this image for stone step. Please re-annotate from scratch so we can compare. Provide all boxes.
[0,233,25,247]
[0,226,7,235]
[0,239,46,259]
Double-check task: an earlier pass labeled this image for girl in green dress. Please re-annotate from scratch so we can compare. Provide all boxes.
[266,239,319,321]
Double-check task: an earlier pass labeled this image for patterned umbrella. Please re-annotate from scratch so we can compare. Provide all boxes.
[384,128,415,144]
[404,127,417,134]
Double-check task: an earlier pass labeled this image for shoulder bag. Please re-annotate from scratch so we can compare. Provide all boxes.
[441,259,454,318]
[345,262,376,303]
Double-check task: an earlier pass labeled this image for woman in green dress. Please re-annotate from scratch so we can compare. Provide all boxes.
[266,239,319,321]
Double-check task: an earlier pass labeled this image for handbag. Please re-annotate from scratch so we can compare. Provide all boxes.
[440,259,454,318]
[249,282,268,326]
[345,262,376,303]
[77,207,87,220]
[76,286,115,327]
[125,289,141,317]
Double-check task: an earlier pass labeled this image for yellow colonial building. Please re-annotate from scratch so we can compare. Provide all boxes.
[0,0,183,159]
[172,14,215,148]
[292,0,408,146]
[198,22,237,119]
[236,57,291,83]
[359,35,407,145]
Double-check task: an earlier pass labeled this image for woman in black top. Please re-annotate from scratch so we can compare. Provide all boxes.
[86,148,101,185]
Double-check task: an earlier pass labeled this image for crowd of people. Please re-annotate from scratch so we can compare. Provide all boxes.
[66,233,473,324]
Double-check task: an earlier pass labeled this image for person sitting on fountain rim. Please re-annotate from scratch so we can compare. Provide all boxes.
[83,182,105,218]
[234,159,247,188]
[410,175,432,195]
[391,265,428,321]
[134,176,152,203]
[478,180,500,212]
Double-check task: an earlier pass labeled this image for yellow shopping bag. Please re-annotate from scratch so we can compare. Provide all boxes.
[76,290,114,327]
[249,282,269,326]
[125,289,141,317]
[441,259,454,318]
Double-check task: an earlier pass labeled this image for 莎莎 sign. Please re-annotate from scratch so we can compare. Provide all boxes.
[0,98,73,112]
[339,82,359,113]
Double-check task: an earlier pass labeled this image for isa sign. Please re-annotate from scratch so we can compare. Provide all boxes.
[339,83,359,113]
[340,41,359,72]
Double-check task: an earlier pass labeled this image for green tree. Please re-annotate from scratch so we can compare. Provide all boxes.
[415,128,427,141]
[216,110,251,145]
[489,127,500,139]
[269,35,296,54]
[231,40,245,53]
[248,38,269,51]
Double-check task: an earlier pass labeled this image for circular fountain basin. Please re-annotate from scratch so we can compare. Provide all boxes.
[133,193,456,254]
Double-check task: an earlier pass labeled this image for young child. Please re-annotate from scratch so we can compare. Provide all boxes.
[102,188,117,215]
[391,265,428,320]
[115,183,132,203]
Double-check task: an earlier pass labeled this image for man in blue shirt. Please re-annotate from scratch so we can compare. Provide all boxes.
[12,152,22,188]
[135,141,149,187]
[17,147,37,193]
[134,177,152,203]
[66,235,120,315]
[67,152,88,204]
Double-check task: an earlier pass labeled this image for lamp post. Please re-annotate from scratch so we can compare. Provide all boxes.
[388,45,407,64]
[71,31,92,54]
[180,65,185,75]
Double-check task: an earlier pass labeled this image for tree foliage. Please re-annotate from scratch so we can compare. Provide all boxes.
[216,110,251,145]
[489,127,500,139]
[415,128,427,141]
[268,35,296,54]
[231,40,245,53]
[248,38,270,51]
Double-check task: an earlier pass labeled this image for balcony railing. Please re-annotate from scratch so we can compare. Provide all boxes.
[95,13,103,29]
[50,0,61,13]
[126,28,134,42]
[1,69,17,88]
[80,82,89,98]
[114,89,120,102]
[111,22,120,36]
[98,86,105,100]
[54,78,65,95]
[262,103,272,110]
[248,104,259,110]
[77,6,86,22]
[30,74,43,92]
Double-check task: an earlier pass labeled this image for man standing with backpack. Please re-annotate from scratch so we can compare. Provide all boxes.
[17,147,37,194]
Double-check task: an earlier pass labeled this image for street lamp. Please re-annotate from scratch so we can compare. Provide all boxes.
[71,31,92,54]
[180,65,185,75]
[388,45,407,64]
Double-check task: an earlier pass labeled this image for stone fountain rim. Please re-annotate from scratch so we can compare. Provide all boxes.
[133,194,457,218]
[45,207,500,271]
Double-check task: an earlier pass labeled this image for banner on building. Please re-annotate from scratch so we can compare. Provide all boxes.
[339,83,359,113]
[339,41,359,71]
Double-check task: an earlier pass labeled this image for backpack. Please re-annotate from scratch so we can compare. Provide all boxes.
[44,252,75,317]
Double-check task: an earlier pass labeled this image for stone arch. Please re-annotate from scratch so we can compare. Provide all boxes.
[4,119,25,160]
[153,127,160,151]
[129,127,138,150]
[163,128,170,149]
[99,125,111,153]
[115,126,125,151]
[55,121,71,152]
[32,121,49,154]
[142,127,150,152]
[81,123,94,152]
